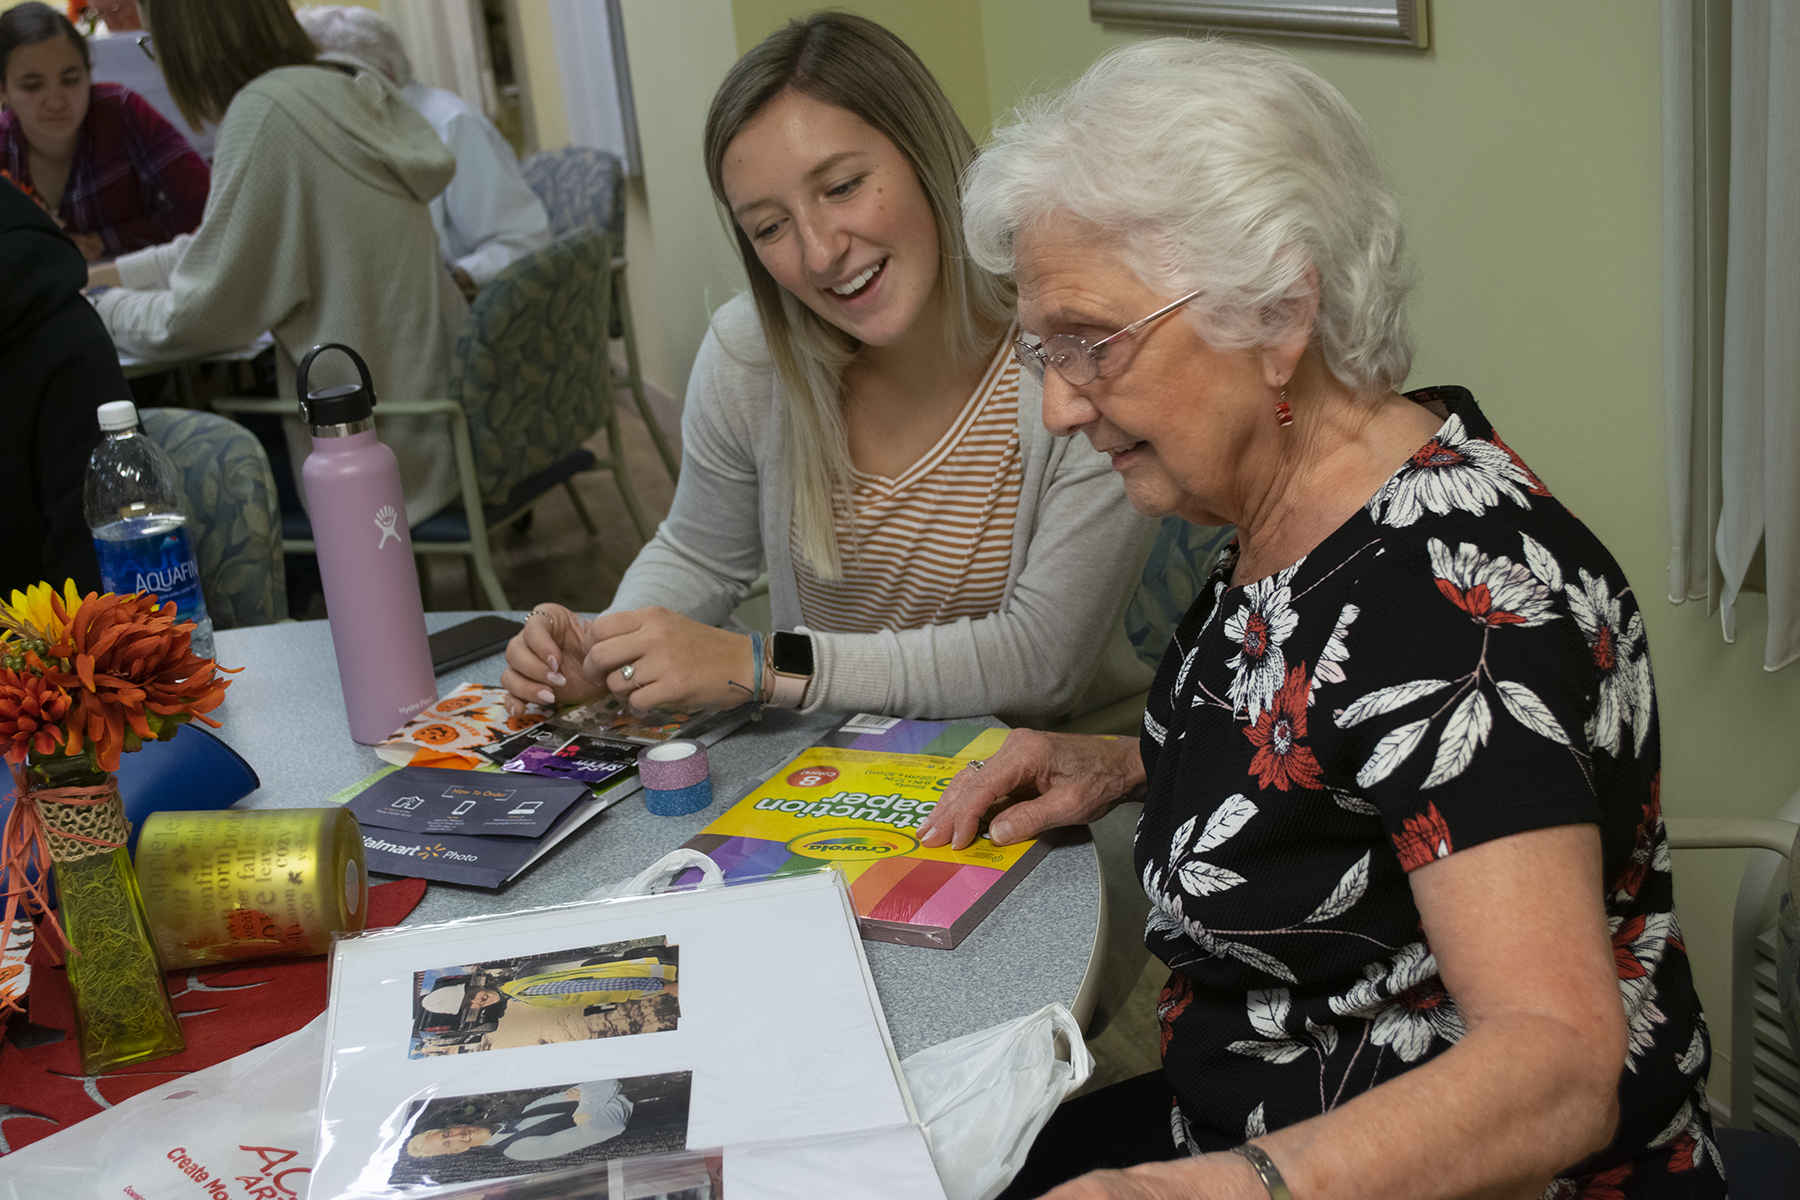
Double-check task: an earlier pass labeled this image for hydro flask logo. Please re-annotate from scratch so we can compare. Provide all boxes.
[373,505,401,549]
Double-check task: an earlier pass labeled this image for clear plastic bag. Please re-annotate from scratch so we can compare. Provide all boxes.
[901,1003,1094,1200]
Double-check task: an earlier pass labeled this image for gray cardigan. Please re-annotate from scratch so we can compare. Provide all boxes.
[607,295,1158,724]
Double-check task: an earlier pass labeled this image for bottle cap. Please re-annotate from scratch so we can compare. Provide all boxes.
[97,400,139,432]
[296,343,378,428]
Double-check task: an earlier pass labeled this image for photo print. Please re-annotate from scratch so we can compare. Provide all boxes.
[411,936,681,1059]
[388,1070,694,1190]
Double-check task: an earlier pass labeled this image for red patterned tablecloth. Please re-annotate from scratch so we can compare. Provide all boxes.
[0,878,427,1155]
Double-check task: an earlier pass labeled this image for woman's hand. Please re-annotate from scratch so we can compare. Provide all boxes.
[502,604,604,716]
[583,607,756,713]
[70,232,104,262]
[86,260,122,289]
[919,730,1147,851]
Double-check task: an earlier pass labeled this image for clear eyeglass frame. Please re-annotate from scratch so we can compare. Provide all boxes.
[1015,288,1204,386]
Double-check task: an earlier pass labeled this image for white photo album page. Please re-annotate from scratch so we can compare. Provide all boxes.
[313,871,914,1199]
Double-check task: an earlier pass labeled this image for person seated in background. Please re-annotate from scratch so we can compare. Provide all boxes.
[0,2,207,260]
[88,0,466,532]
[0,174,123,595]
[502,13,1157,727]
[74,0,144,35]
[294,4,550,301]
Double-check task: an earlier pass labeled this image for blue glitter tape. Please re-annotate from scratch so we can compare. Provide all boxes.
[644,778,713,816]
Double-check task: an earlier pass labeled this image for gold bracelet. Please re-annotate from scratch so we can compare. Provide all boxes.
[1230,1142,1293,1200]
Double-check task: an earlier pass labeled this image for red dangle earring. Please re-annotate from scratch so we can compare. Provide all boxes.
[1274,386,1294,427]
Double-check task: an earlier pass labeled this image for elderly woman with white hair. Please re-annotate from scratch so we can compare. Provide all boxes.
[924,38,1720,1200]
[293,4,548,297]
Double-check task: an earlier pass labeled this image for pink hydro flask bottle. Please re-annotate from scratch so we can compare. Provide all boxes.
[297,343,437,744]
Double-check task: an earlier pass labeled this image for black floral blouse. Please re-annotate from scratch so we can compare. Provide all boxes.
[1137,388,1723,1197]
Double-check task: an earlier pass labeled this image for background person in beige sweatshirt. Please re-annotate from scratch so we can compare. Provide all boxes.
[89,0,465,529]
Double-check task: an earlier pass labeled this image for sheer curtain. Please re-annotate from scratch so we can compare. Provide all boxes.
[1664,0,1800,670]
[382,0,497,118]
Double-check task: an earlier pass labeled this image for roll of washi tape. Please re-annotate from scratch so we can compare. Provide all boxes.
[134,808,368,969]
[639,740,713,816]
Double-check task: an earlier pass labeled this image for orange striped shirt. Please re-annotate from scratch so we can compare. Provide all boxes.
[794,337,1023,634]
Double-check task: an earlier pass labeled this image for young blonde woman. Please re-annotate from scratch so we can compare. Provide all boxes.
[504,13,1155,725]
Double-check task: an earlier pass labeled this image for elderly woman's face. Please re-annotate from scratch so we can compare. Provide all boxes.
[1015,214,1266,525]
[722,90,941,349]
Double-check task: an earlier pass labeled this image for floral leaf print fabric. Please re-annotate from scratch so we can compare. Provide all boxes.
[1134,389,1721,1196]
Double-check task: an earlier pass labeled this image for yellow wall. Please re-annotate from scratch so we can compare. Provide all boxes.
[729,0,993,138]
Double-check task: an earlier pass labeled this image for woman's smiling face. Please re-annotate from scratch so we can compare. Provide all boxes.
[721,89,941,348]
[0,35,91,154]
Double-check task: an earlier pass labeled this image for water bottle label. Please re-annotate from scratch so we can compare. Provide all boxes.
[373,505,404,549]
[94,522,208,620]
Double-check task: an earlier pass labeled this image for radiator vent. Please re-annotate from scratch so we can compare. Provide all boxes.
[1748,929,1799,1137]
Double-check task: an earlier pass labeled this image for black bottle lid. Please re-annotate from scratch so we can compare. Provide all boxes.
[296,343,378,426]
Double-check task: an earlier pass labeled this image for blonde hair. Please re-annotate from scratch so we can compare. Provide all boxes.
[703,12,1015,580]
[141,0,317,130]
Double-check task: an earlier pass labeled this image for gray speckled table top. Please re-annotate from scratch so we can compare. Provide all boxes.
[208,615,1100,1058]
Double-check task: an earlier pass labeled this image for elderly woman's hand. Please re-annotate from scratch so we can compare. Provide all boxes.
[502,603,604,716]
[919,730,1147,851]
[583,607,757,713]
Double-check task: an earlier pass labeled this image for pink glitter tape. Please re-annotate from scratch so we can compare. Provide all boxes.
[637,740,710,790]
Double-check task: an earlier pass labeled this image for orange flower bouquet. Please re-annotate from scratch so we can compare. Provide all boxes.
[0,580,233,1074]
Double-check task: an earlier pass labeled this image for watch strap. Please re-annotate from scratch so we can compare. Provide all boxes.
[765,632,812,708]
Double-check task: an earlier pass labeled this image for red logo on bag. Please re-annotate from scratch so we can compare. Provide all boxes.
[786,767,839,787]
[236,1146,311,1199]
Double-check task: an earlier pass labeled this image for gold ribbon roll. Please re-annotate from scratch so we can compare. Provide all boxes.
[134,808,368,970]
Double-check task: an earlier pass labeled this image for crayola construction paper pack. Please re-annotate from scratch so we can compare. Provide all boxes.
[680,728,1059,948]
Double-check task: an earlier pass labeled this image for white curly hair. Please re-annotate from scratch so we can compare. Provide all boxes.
[292,3,411,88]
[962,37,1414,394]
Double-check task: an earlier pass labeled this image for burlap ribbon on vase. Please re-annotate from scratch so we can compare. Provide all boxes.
[0,769,129,999]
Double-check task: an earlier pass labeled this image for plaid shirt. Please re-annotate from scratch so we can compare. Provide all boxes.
[0,82,208,256]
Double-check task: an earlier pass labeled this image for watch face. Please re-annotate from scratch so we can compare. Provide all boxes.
[771,631,814,676]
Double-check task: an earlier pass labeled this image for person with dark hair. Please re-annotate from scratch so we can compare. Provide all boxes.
[87,0,465,530]
[0,173,118,595]
[0,1,206,259]
[503,12,1155,728]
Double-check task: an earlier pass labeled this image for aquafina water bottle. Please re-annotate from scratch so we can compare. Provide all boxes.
[84,400,214,659]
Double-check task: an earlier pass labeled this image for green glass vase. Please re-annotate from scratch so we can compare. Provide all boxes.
[30,753,185,1075]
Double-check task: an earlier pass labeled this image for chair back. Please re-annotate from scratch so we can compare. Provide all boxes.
[520,146,626,239]
[1123,517,1235,669]
[139,408,287,627]
[449,228,613,506]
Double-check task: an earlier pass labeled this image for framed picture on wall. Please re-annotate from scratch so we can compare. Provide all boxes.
[1088,0,1430,49]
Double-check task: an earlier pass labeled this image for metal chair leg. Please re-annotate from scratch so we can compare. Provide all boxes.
[606,409,653,545]
[563,481,599,536]
[612,264,679,484]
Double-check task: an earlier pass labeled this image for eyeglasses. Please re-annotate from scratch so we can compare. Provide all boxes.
[1014,289,1204,387]
[135,35,154,63]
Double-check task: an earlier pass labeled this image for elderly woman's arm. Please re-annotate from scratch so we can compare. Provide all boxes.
[1050,823,1624,1200]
